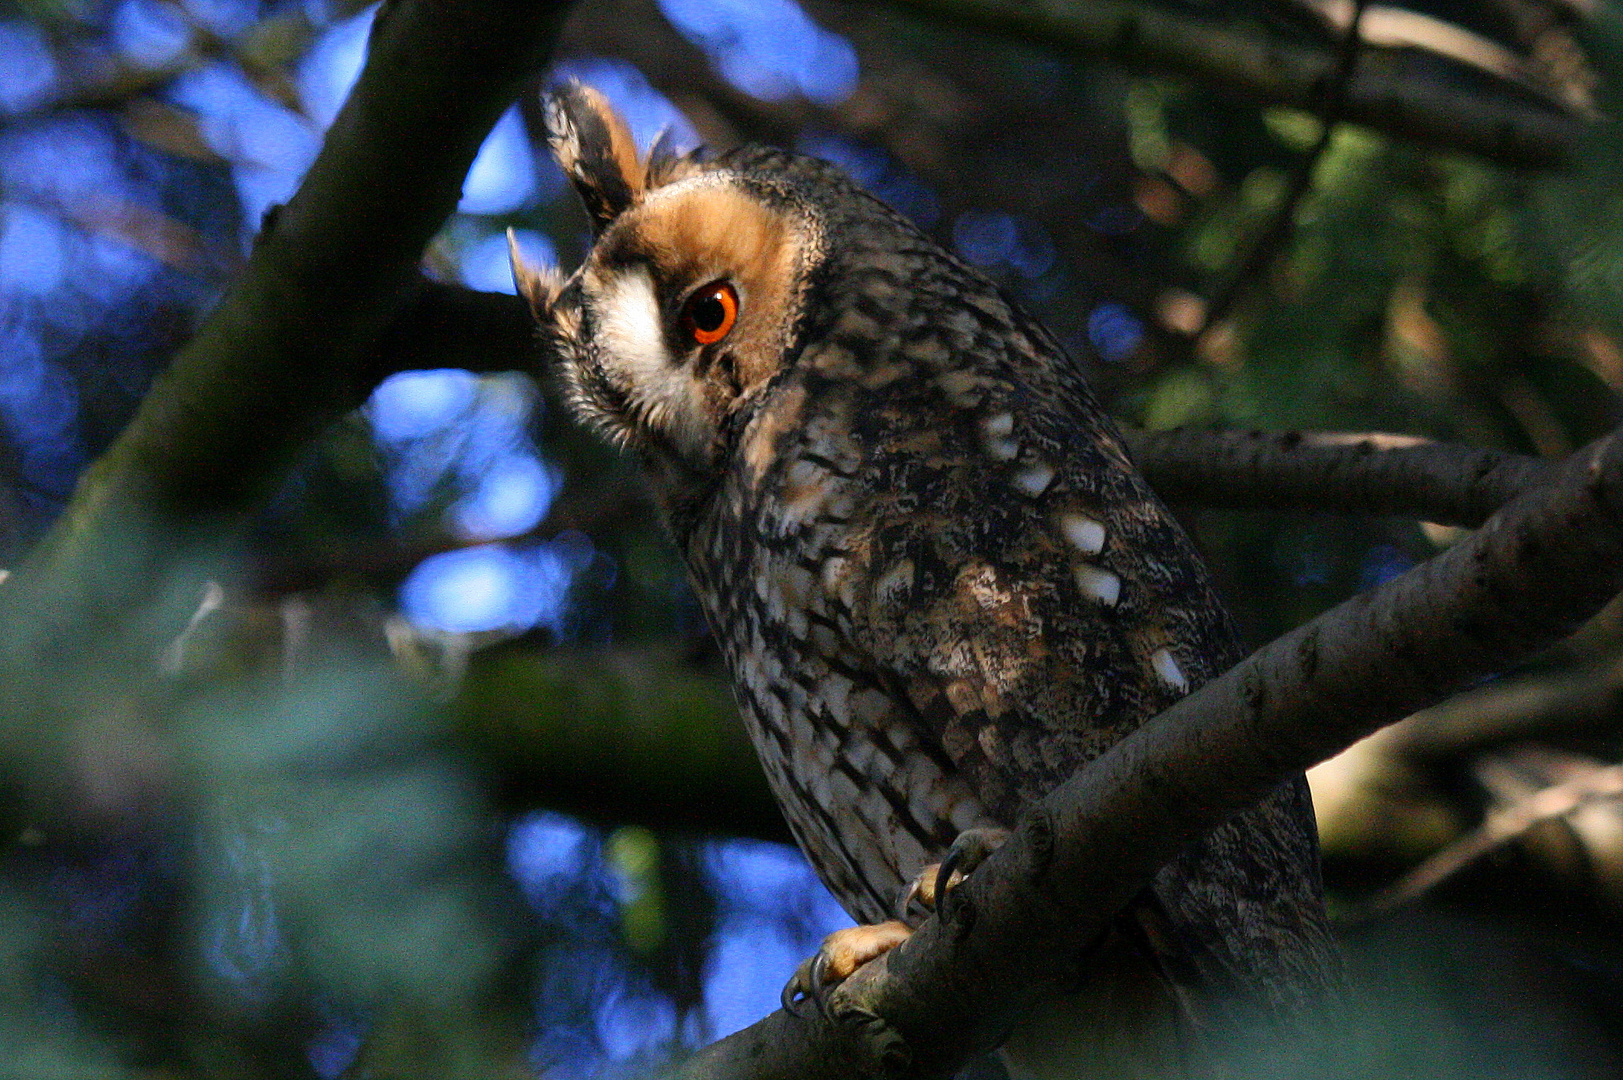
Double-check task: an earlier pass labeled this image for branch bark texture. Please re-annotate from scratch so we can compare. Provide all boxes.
[674,432,1623,1079]
[1126,427,1553,526]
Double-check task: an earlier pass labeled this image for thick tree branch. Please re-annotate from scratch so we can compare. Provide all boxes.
[879,0,1587,166]
[0,1,572,665]
[1126,427,1553,526]
[673,431,1623,1079]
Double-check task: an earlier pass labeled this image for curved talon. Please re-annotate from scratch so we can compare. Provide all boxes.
[809,948,836,1019]
[780,921,913,1022]
[779,942,839,1021]
[931,861,959,916]
[896,862,943,921]
[934,827,1011,920]
[896,828,1013,924]
[781,958,814,1016]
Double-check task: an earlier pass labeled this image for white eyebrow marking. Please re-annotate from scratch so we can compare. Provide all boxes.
[595,266,712,459]
[597,267,666,377]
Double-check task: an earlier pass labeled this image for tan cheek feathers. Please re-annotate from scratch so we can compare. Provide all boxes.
[634,183,812,392]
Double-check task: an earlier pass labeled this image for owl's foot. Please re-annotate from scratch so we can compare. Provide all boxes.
[898,826,1011,921]
[781,920,912,1020]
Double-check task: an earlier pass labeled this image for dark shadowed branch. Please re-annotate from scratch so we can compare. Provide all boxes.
[672,430,1623,1079]
[1381,653,1623,759]
[456,644,784,840]
[1125,427,1554,525]
[878,0,1588,166]
[361,279,544,388]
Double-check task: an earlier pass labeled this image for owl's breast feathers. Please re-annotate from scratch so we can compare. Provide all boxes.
[686,256,1333,1000]
[723,248,1238,816]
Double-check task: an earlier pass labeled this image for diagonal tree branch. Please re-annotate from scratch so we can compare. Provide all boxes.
[0,0,573,669]
[671,428,1623,1079]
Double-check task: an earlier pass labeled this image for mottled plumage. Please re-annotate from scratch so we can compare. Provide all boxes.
[519,82,1333,1073]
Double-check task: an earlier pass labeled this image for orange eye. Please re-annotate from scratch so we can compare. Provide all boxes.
[681,281,739,346]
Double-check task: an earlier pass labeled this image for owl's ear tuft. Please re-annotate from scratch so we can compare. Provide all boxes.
[508,227,565,319]
[644,126,705,189]
[545,81,643,234]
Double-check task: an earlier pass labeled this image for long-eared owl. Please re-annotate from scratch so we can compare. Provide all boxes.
[515,82,1334,1074]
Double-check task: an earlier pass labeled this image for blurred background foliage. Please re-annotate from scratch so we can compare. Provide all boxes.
[3,0,1623,1076]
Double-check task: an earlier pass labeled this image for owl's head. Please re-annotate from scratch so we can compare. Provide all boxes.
[514,82,832,486]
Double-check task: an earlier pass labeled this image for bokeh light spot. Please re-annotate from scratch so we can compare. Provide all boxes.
[660,0,858,106]
[0,20,58,114]
[368,369,479,443]
[459,106,538,216]
[1087,302,1145,363]
[451,452,559,541]
[399,540,590,635]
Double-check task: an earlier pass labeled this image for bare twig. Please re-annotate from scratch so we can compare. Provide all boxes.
[1350,752,1623,921]
[1199,0,1368,336]
[1289,1,1584,111]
